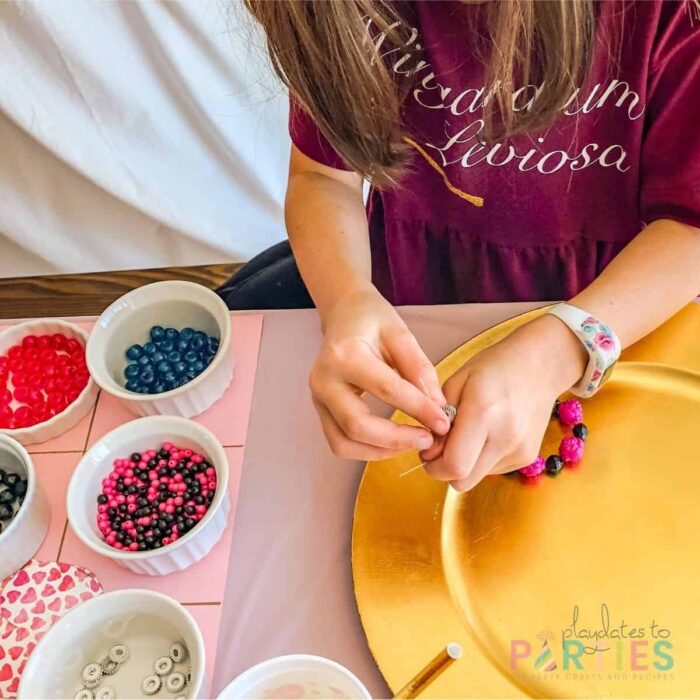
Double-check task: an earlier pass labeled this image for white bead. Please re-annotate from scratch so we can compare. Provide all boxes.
[95,687,116,700]
[108,644,129,664]
[142,674,162,696]
[100,657,119,676]
[154,655,174,676]
[74,690,94,700]
[81,663,102,686]
[166,671,187,693]
[169,641,188,663]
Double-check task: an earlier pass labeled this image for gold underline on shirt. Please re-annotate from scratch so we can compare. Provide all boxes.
[403,136,484,208]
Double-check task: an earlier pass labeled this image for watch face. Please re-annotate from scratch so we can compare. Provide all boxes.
[599,361,616,386]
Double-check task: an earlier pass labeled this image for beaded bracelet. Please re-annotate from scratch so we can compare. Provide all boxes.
[519,399,588,478]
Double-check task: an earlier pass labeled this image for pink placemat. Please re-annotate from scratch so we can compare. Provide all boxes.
[1,313,264,697]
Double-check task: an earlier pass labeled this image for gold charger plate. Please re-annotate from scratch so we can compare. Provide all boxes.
[352,305,700,698]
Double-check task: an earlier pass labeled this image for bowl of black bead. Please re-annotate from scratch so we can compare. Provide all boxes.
[86,281,234,418]
[0,433,50,580]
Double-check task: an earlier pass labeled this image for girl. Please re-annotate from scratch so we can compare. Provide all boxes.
[232,0,700,491]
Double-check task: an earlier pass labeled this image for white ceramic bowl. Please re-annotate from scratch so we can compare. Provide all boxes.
[66,415,230,576]
[18,589,206,699]
[0,434,50,580]
[86,281,234,418]
[217,655,371,700]
[0,319,99,445]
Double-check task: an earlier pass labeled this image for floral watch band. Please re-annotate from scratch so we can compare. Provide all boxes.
[546,304,622,398]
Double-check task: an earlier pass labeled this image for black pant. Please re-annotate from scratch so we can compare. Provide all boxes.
[216,241,314,310]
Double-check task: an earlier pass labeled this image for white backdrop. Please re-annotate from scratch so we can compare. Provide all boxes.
[0,0,290,278]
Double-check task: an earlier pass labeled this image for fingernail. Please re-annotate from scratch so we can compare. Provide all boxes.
[416,436,433,450]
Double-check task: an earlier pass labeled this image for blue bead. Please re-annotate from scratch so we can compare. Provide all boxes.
[125,380,139,392]
[151,351,165,364]
[159,340,174,353]
[137,386,151,394]
[167,351,181,364]
[126,344,144,360]
[163,381,176,392]
[140,371,156,385]
[156,361,170,375]
[173,361,188,377]
[165,328,179,341]
[186,370,198,380]
[192,360,205,374]
[176,377,189,387]
[137,355,152,367]
[208,336,220,348]
[190,336,206,351]
[163,371,177,385]
[153,383,166,394]
[124,363,140,379]
[150,325,165,342]
[184,351,198,364]
[176,339,190,352]
[143,342,157,355]
[180,328,195,341]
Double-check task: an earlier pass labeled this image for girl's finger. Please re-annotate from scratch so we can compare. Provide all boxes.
[313,399,399,461]
[423,399,487,481]
[449,438,502,492]
[338,347,451,435]
[317,381,435,452]
[384,327,447,405]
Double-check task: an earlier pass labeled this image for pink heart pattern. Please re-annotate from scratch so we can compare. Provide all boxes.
[0,560,103,699]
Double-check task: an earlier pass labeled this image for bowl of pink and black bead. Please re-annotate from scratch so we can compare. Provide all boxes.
[66,415,230,575]
[0,319,99,445]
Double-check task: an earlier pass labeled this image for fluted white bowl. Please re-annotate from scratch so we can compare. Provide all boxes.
[0,434,50,580]
[0,319,99,445]
[18,589,206,699]
[66,415,230,576]
[86,281,234,418]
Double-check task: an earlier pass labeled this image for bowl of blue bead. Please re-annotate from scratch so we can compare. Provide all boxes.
[86,281,234,418]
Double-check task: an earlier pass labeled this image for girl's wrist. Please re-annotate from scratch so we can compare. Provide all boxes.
[316,278,378,330]
[515,315,589,393]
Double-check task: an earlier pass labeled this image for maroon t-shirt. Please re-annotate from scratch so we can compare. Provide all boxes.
[289,0,700,304]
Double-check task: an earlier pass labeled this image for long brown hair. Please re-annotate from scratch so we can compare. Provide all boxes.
[245,0,596,186]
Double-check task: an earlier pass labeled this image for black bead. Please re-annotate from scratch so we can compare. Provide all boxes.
[137,498,148,507]
[145,536,155,546]
[184,518,195,529]
[13,479,28,499]
[185,505,195,515]
[0,469,6,484]
[158,467,168,477]
[5,473,19,488]
[153,528,163,538]
[138,543,148,551]
[0,489,15,504]
[545,455,564,475]
[552,400,560,418]
[131,453,142,463]
[116,482,125,492]
[148,459,157,468]
[97,494,108,505]
[108,507,117,517]
[136,525,145,534]
[0,503,13,519]
[123,537,133,546]
[572,423,588,441]
[194,496,204,505]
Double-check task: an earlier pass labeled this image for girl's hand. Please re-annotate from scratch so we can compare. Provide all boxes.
[421,315,587,491]
[310,286,451,460]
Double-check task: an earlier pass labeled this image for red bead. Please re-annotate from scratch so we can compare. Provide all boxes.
[23,348,39,362]
[7,346,23,361]
[0,356,8,371]
[0,388,11,405]
[25,360,41,376]
[55,354,69,368]
[39,349,56,364]
[12,371,27,387]
[28,373,43,388]
[65,338,82,354]
[42,364,57,378]
[13,386,30,403]
[21,335,38,350]
[36,335,51,350]
[51,333,67,350]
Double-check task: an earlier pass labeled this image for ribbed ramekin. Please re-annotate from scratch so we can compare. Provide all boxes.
[66,415,230,576]
[0,319,99,445]
[19,589,206,699]
[85,281,234,418]
[0,433,50,580]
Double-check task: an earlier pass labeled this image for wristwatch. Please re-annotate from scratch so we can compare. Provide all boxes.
[546,303,621,398]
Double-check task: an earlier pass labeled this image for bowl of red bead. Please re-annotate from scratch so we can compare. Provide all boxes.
[0,319,99,445]
[86,280,233,418]
[66,415,230,575]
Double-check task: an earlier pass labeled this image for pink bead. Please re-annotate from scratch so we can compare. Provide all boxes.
[174,496,183,506]
[162,442,173,452]
[116,494,126,504]
[183,449,193,458]
[127,503,137,513]
[128,542,139,551]
[558,399,583,426]
[168,459,177,468]
[162,537,171,545]
[158,502,167,512]
[125,468,134,478]
[559,436,585,463]
[195,505,206,515]
[165,505,175,514]
[519,456,546,478]
[97,504,108,514]
[192,454,203,464]
[126,495,136,504]
[205,467,215,477]
[123,478,133,486]
[207,480,216,491]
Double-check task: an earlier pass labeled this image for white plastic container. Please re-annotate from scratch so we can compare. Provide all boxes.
[86,280,234,418]
[0,319,99,445]
[217,655,371,700]
[18,589,206,699]
[66,415,229,576]
[0,433,50,580]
